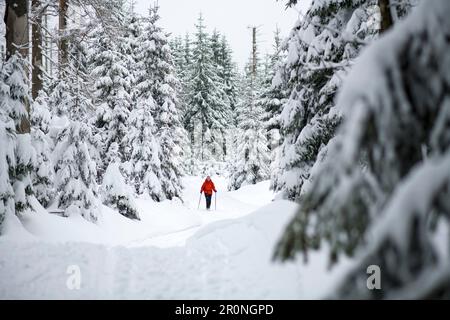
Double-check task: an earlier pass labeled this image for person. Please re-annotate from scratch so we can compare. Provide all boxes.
[200,176,217,210]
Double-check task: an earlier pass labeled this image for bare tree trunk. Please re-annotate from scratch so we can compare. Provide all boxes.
[5,0,30,134]
[31,0,43,99]
[379,0,393,33]
[58,0,68,75]
[5,0,29,59]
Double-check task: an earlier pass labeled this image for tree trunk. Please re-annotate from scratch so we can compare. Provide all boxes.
[58,0,68,74]
[379,0,393,33]
[5,0,30,134]
[31,0,43,99]
[5,0,29,59]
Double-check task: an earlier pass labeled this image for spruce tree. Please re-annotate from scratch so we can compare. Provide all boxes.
[275,0,449,299]
[258,28,289,190]
[135,4,185,200]
[125,96,163,201]
[90,24,133,175]
[274,0,377,200]
[228,59,270,190]
[184,14,231,163]
[210,29,222,68]
[101,143,139,220]
[0,56,17,231]
[0,54,34,219]
[170,36,185,80]
[0,116,14,231]
[30,91,55,208]
[219,36,239,116]
[260,27,287,137]
[53,121,100,222]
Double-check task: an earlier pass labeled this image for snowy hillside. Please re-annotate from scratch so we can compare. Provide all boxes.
[0,176,351,299]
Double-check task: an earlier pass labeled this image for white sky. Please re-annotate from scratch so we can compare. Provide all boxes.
[134,0,311,70]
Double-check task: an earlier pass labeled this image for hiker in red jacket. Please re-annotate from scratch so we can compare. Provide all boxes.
[200,176,217,210]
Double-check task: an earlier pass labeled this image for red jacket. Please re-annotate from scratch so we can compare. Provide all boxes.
[201,179,217,195]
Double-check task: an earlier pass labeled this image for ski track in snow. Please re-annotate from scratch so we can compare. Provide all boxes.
[0,176,349,299]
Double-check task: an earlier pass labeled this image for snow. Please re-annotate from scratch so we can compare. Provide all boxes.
[0,175,349,299]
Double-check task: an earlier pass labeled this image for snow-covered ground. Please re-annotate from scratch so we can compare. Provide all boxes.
[0,176,352,299]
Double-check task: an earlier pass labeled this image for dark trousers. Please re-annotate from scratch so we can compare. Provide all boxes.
[205,194,212,209]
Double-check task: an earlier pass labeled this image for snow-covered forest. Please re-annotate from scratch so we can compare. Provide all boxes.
[1,0,449,300]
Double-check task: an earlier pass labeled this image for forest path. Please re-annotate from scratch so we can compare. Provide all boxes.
[125,175,267,248]
[0,177,310,299]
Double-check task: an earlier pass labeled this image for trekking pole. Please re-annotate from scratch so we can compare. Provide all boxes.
[215,192,217,210]
[197,193,201,210]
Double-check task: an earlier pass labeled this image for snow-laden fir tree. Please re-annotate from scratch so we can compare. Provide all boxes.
[101,142,139,220]
[273,0,378,200]
[125,96,163,201]
[47,36,94,123]
[135,4,185,200]
[275,0,450,299]
[184,14,231,164]
[0,55,15,231]
[30,91,55,208]
[209,29,229,160]
[47,36,92,123]
[53,121,100,222]
[258,28,289,190]
[219,36,239,117]
[228,61,270,191]
[170,36,185,87]
[260,27,287,143]
[66,38,94,121]
[210,29,222,67]
[170,33,193,94]
[47,77,75,118]
[0,115,14,232]
[216,35,239,157]
[170,35,195,175]
[0,54,35,219]
[118,8,142,97]
[90,24,133,175]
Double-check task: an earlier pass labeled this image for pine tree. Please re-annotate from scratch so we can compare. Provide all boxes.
[258,28,289,190]
[135,4,185,200]
[90,24,133,175]
[260,27,287,138]
[0,54,35,219]
[119,9,142,98]
[53,121,100,222]
[125,96,163,201]
[219,36,238,116]
[210,29,222,68]
[30,91,55,208]
[170,34,191,125]
[170,36,184,79]
[48,38,92,121]
[216,35,238,158]
[184,14,231,164]
[0,117,14,231]
[275,0,449,299]
[274,0,377,200]
[66,39,94,122]
[228,57,270,190]
[0,57,16,231]
[101,143,139,220]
